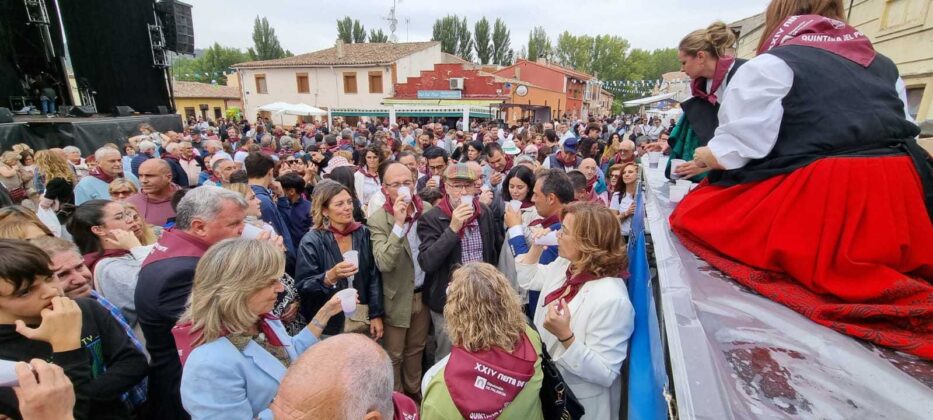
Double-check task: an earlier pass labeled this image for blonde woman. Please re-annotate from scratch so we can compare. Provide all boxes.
[123,203,157,245]
[178,238,342,419]
[108,178,138,202]
[0,151,30,203]
[517,202,634,420]
[421,262,544,419]
[34,150,76,212]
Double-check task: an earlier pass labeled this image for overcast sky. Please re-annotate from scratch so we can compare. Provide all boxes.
[190,0,770,54]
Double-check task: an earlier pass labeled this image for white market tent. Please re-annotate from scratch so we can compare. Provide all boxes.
[275,103,328,116]
[622,92,678,107]
[256,102,290,113]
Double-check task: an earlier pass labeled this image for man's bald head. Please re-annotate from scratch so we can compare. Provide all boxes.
[272,334,393,420]
[138,159,173,195]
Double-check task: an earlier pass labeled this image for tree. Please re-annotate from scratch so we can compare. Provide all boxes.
[526,26,551,61]
[491,18,511,65]
[247,16,290,61]
[456,17,473,62]
[369,28,389,43]
[337,17,354,43]
[172,42,249,85]
[431,15,462,55]
[352,20,367,43]
[474,18,491,64]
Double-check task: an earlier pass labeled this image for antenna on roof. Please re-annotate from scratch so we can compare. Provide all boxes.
[384,0,400,43]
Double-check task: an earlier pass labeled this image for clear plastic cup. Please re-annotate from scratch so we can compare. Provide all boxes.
[647,151,662,168]
[0,359,19,387]
[670,159,687,180]
[431,175,441,185]
[397,186,412,203]
[534,230,559,246]
[509,200,522,211]
[460,194,474,206]
[335,288,358,315]
[342,250,359,267]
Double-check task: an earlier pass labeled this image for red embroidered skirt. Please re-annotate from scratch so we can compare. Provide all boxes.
[670,155,933,359]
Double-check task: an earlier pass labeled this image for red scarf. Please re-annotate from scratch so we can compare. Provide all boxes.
[520,200,534,209]
[172,313,283,367]
[437,196,481,237]
[160,152,179,163]
[260,147,276,156]
[83,249,130,275]
[88,167,117,184]
[328,221,363,240]
[357,166,380,181]
[543,269,600,307]
[528,213,559,228]
[502,154,514,173]
[585,175,597,194]
[443,333,536,419]
[612,153,635,166]
[690,56,736,105]
[758,14,875,67]
[381,188,424,236]
[142,229,212,267]
[555,150,577,168]
[392,392,420,420]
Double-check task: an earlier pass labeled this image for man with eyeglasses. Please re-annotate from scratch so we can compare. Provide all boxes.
[416,164,502,360]
[368,162,432,400]
[415,147,448,193]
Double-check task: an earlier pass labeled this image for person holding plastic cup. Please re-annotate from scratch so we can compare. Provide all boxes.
[177,238,343,420]
[295,180,385,339]
[417,163,502,361]
[369,162,433,399]
[609,163,639,237]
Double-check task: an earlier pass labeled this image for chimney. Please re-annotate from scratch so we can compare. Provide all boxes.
[335,40,345,59]
[536,57,547,65]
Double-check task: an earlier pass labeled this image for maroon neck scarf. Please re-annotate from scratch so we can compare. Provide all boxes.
[172,312,283,367]
[327,221,362,240]
[443,332,536,419]
[528,213,560,228]
[358,166,380,181]
[83,249,130,275]
[437,196,481,237]
[758,14,875,67]
[381,187,425,233]
[88,168,117,184]
[690,56,736,105]
[392,392,420,420]
[543,268,600,307]
[142,229,212,267]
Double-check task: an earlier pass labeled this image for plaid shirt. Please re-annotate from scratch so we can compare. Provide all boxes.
[91,291,148,409]
[459,220,483,264]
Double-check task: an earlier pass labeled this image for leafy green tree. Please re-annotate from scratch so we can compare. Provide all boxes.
[352,20,367,43]
[526,26,551,61]
[457,17,473,61]
[491,18,511,65]
[431,15,461,55]
[174,42,249,85]
[337,17,354,43]
[369,28,389,43]
[474,18,491,64]
[247,16,290,61]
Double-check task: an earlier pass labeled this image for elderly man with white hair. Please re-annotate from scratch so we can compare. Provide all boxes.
[131,140,157,176]
[74,147,140,204]
[203,139,232,162]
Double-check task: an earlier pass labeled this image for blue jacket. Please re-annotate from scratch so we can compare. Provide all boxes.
[277,196,312,250]
[74,173,140,205]
[180,320,318,420]
[250,185,295,254]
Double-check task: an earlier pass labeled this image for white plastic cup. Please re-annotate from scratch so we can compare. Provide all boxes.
[431,175,441,185]
[669,159,687,180]
[0,359,19,387]
[647,151,661,168]
[335,288,358,315]
[342,250,359,267]
[398,186,412,203]
[460,194,474,207]
[534,230,559,246]
[508,199,522,212]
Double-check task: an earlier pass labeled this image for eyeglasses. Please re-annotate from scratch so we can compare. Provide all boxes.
[385,181,414,189]
[110,190,132,196]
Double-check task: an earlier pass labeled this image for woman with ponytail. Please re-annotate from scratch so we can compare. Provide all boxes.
[664,21,747,182]
[670,0,933,359]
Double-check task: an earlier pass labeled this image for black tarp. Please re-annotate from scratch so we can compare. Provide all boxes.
[0,114,182,154]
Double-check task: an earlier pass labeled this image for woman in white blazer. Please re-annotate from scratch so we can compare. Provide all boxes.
[517,202,635,420]
[177,238,343,420]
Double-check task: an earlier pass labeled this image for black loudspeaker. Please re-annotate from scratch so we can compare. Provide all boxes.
[0,108,13,124]
[113,106,136,117]
[156,0,194,55]
[155,105,171,114]
[69,106,95,117]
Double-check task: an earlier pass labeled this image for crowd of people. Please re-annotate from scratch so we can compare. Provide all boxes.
[0,0,930,418]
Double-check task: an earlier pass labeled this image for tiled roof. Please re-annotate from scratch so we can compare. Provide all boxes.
[477,71,545,90]
[173,81,240,99]
[505,59,595,80]
[233,42,439,68]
